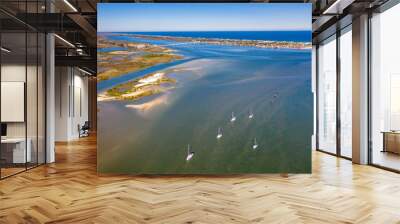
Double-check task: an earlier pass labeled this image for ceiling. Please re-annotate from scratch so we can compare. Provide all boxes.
[0,0,391,74]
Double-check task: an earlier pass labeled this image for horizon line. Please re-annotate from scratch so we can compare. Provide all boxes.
[98,30,311,33]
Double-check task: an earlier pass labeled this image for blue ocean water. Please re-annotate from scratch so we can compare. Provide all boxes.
[115,31,311,42]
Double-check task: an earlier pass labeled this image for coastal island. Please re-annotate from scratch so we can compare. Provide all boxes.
[128,34,312,50]
[97,36,183,81]
[98,71,176,101]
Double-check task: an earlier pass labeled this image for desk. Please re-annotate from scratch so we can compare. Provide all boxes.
[1,138,31,163]
[382,131,400,154]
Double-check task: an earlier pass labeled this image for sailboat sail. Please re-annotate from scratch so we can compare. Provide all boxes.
[186,144,194,161]
[230,112,236,122]
[217,127,223,139]
[252,138,258,150]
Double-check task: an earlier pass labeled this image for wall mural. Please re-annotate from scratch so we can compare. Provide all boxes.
[97,3,313,174]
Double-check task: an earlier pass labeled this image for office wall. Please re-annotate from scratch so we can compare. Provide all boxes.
[55,67,89,141]
[0,64,39,138]
[74,72,89,136]
[88,77,97,132]
[55,67,70,141]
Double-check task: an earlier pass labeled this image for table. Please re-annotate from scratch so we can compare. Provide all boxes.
[1,138,31,163]
[382,131,400,154]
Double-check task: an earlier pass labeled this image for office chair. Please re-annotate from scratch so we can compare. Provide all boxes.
[78,121,90,138]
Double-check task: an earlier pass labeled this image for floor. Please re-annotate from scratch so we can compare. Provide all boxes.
[0,135,400,223]
[1,163,43,178]
[0,167,26,178]
[372,150,400,171]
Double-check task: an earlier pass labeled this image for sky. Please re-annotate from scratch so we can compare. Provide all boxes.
[98,3,311,32]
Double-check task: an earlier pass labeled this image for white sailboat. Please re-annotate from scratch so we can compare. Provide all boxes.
[252,138,258,150]
[248,109,254,119]
[230,112,236,123]
[186,144,195,161]
[216,127,223,139]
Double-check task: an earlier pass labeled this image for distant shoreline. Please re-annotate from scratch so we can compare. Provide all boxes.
[98,30,311,42]
[119,33,312,50]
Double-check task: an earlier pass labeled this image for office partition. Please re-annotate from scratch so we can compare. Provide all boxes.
[0,1,47,179]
